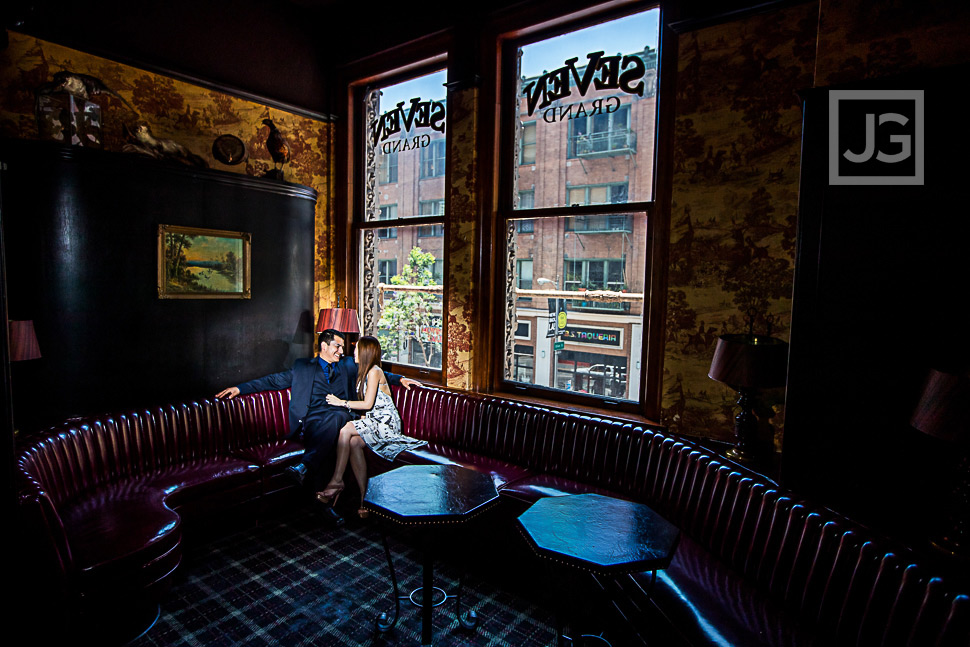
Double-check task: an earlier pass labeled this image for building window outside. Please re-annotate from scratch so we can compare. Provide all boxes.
[360,69,447,372]
[379,151,398,184]
[563,258,626,292]
[420,138,446,178]
[514,344,535,383]
[564,213,632,233]
[501,7,659,407]
[568,103,633,158]
[418,200,445,237]
[517,258,533,301]
[520,122,536,165]
[566,183,629,207]
[563,257,629,312]
[515,217,535,232]
[378,205,398,238]
[378,259,397,284]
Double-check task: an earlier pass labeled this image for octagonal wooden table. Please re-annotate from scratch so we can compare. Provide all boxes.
[517,493,681,646]
[364,464,499,645]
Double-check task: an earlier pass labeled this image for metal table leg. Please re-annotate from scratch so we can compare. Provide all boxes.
[375,532,401,633]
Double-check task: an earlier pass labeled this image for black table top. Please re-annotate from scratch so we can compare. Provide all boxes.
[364,464,500,526]
[517,493,680,575]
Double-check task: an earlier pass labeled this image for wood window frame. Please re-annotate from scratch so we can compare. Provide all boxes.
[337,39,450,384]
[487,0,674,421]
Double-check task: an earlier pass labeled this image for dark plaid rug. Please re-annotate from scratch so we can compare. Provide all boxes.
[129,503,565,647]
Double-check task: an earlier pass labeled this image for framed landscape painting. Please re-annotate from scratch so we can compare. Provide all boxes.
[158,224,251,299]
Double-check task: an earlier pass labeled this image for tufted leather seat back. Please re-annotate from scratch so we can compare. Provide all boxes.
[18,390,292,509]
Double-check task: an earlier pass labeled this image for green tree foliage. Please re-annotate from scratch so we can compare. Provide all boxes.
[219,249,238,282]
[165,233,203,291]
[378,247,440,368]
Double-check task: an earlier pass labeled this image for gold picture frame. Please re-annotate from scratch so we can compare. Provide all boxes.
[158,224,251,299]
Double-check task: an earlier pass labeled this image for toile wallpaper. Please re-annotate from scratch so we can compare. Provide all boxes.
[661,2,817,444]
[662,0,970,445]
[0,31,336,316]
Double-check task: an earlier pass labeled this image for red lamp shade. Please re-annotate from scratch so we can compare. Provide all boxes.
[8,320,41,361]
[708,334,788,389]
[315,308,360,334]
[911,369,970,446]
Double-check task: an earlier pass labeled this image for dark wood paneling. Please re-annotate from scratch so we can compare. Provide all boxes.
[1,139,316,431]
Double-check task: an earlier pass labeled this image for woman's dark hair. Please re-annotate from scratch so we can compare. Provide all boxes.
[355,336,382,399]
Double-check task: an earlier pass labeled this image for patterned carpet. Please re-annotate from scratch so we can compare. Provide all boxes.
[130,502,565,647]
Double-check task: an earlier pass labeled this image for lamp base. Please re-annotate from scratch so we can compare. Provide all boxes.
[729,389,770,465]
[725,446,763,465]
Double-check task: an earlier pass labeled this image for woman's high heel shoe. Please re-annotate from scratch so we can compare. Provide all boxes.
[316,483,344,507]
[357,507,370,519]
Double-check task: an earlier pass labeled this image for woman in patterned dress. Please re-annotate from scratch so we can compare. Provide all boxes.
[321,336,427,517]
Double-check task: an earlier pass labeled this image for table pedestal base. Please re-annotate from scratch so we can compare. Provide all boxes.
[374,532,479,644]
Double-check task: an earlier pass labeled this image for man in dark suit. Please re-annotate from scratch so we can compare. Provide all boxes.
[215,328,418,523]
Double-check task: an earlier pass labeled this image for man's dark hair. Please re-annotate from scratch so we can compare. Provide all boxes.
[318,328,346,349]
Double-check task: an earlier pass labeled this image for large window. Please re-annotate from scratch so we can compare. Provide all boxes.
[358,69,447,372]
[501,7,660,408]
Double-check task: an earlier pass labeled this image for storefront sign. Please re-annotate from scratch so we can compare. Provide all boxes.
[522,51,646,118]
[561,326,622,347]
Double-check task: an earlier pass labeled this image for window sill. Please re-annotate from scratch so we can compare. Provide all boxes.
[495,385,660,428]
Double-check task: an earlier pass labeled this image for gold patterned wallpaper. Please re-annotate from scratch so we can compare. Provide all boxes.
[662,3,817,443]
[443,85,480,390]
[0,31,336,315]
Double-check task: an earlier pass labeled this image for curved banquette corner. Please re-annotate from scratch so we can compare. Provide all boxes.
[386,384,970,647]
[15,388,302,629]
[16,382,970,647]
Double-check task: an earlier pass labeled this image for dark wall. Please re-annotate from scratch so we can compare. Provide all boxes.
[1,139,315,431]
[4,0,330,115]
[784,65,970,545]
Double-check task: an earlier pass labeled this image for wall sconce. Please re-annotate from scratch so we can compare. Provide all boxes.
[708,332,788,463]
[910,368,970,558]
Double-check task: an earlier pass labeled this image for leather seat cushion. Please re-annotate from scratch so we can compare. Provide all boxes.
[627,533,816,647]
[497,473,628,507]
[62,483,181,588]
[147,456,260,508]
[231,439,304,467]
[394,443,535,490]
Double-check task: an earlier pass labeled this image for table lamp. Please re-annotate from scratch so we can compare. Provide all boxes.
[8,320,41,362]
[315,308,361,335]
[708,333,788,463]
[910,368,970,558]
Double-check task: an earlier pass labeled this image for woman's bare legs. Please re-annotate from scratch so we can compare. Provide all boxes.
[319,421,359,502]
[348,435,369,516]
